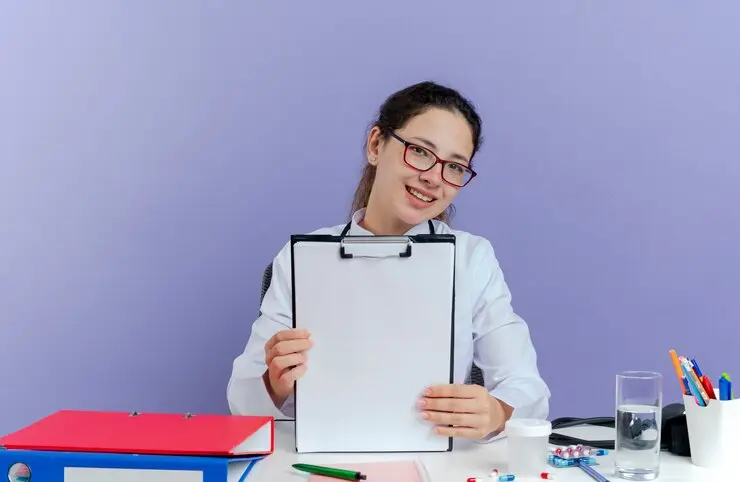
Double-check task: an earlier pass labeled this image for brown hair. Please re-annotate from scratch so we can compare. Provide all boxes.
[350,81,483,224]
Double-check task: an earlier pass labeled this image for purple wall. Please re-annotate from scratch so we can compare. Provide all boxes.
[2,2,739,435]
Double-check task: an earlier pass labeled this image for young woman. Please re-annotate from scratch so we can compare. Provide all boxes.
[227,81,550,441]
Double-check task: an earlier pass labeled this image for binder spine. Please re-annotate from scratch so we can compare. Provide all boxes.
[0,448,232,482]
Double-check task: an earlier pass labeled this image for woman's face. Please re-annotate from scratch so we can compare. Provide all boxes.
[367,107,475,228]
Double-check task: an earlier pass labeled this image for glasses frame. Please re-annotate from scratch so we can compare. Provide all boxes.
[388,131,477,187]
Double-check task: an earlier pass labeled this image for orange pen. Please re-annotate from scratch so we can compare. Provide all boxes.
[669,349,689,395]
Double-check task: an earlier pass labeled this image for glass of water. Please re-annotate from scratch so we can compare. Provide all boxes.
[615,371,663,480]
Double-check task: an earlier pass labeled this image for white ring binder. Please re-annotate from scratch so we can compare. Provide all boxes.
[7,462,31,482]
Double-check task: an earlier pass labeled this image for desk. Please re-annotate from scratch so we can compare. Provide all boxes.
[248,421,721,481]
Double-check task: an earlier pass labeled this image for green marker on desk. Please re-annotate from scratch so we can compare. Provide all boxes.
[293,463,367,480]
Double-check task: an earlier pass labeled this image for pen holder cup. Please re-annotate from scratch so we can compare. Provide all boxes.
[683,393,740,468]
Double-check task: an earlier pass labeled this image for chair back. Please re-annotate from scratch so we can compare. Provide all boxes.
[260,263,273,304]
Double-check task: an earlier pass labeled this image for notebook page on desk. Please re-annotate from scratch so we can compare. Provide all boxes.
[291,235,455,453]
[308,461,426,482]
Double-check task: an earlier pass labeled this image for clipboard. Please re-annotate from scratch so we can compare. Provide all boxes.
[290,230,456,453]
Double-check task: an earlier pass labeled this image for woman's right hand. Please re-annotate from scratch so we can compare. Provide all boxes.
[263,328,313,407]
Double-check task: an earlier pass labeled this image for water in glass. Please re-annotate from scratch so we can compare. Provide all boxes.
[615,371,662,481]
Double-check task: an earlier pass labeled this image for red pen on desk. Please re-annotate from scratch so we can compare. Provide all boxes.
[701,376,716,399]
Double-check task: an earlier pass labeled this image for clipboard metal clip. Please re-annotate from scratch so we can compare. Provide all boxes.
[339,236,412,259]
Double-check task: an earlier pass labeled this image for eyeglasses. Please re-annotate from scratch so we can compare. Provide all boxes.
[389,131,477,187]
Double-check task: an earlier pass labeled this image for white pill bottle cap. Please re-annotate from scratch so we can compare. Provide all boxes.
[505,418,552,437]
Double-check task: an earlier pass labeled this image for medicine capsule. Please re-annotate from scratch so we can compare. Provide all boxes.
[489,468,499,478]
[467,478,482,482]
[541,473,555,480]
[549,457,575,467]
[499,475,515,481]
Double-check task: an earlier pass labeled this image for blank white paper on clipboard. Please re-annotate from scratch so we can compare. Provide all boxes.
[291,233,456,453]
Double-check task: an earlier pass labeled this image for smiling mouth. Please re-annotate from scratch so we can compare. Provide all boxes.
[406,186,436,203]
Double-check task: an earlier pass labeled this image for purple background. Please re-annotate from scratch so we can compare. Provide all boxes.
[1,2,739,435]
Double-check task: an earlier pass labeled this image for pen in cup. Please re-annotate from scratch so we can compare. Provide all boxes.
[721,372,734,399]
[680,357,709,405]
[719,376,732,401]
[681,363,706,406]
[669,349,689,395]
[690,358,704,377]
[700,375,716,399]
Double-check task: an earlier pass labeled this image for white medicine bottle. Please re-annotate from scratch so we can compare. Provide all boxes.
[505,418,552,476]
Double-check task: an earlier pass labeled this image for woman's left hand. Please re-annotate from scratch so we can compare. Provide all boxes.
[418,384,509,439]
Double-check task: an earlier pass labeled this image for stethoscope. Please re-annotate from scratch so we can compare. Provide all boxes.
[339,219,436,237]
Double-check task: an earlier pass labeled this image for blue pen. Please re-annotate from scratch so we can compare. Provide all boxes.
[719,376,732,401]
[578,459,611,482]
[681,363,707,406]
[691,358,704,377]
[722,372,734,399]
